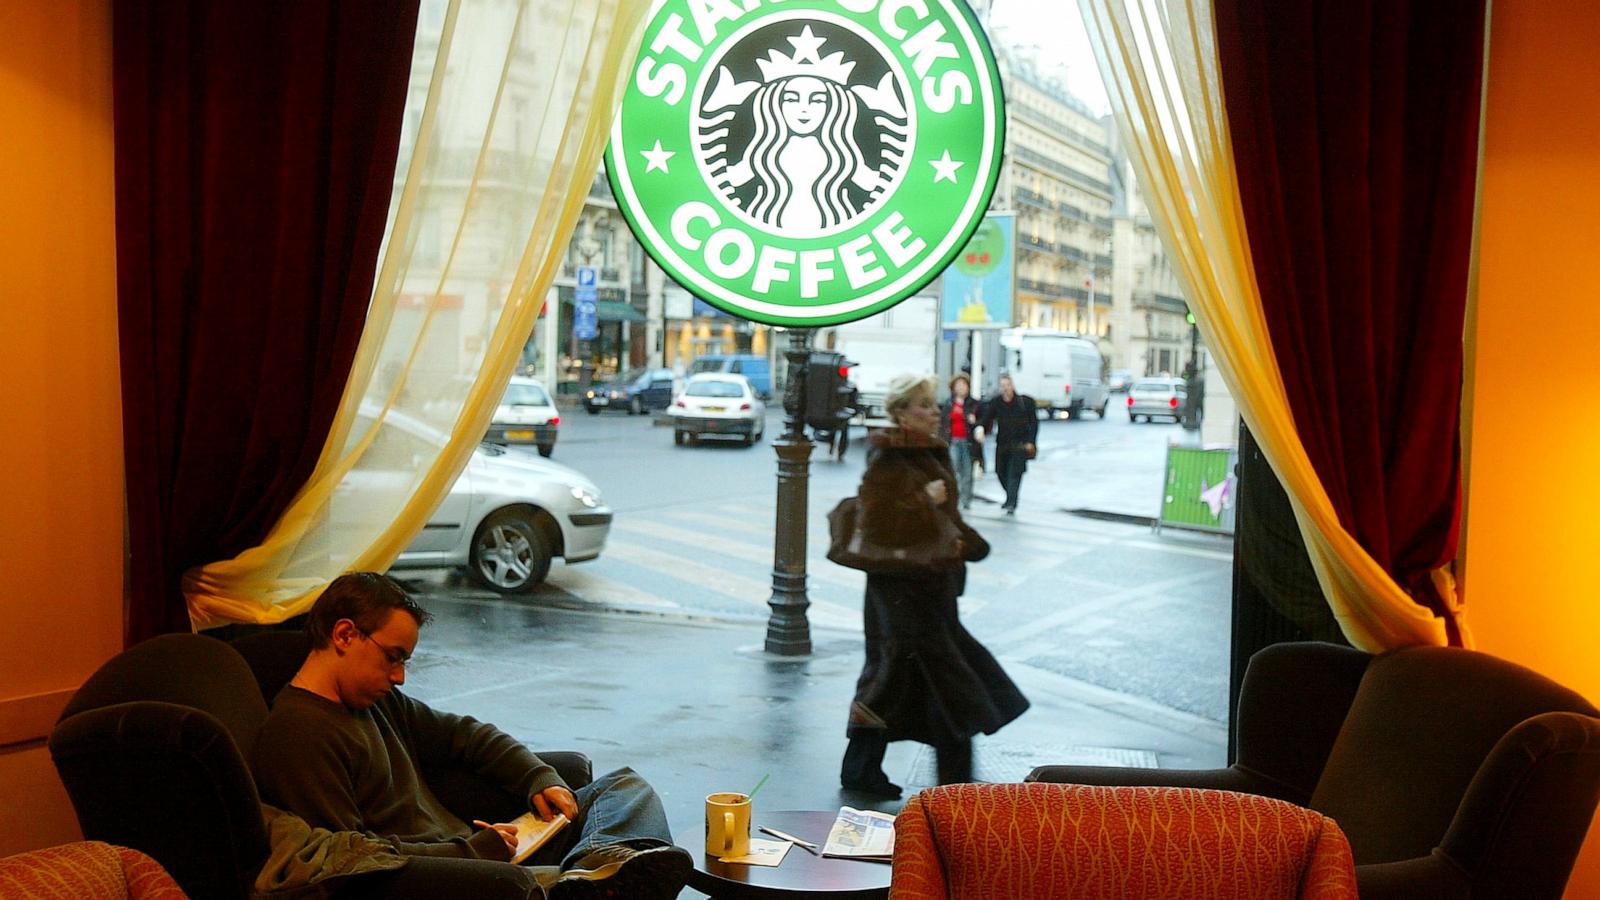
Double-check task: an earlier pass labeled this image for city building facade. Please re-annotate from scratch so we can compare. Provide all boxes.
[994,50,1115,338]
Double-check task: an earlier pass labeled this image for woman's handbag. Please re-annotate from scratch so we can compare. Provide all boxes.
[826,496,965,576]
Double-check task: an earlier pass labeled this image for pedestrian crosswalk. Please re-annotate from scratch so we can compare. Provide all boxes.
[540,495,1220,635]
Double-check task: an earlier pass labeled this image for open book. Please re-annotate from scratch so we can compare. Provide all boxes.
[508,811,570,864]
[821,806,895,861]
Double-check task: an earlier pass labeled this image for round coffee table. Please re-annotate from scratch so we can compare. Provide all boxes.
[685,809,891,899]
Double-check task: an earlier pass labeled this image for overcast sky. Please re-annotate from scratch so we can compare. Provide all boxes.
[986,0,1110,115]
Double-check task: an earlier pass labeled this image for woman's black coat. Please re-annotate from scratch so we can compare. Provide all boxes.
[846,428,1029,747]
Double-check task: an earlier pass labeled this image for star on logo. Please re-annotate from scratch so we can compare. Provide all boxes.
[640,140,674,174]
[787,25,828,63]
[929,150,963,183]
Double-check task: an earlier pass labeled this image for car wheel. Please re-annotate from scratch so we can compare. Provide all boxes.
[629,396,643,415]
[468,509,552,594]
[1096,401,1109,418]
[586,406,600,415]
[537,444,553,458]
[674,429,685,446]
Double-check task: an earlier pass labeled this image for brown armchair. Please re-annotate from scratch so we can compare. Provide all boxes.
[890,781,1357,899]
[49,632,592,900]
[1028,642,1600,899]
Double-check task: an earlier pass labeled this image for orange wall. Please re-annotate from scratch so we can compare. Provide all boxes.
[0,0,123,854]
[1466,0,1600,893]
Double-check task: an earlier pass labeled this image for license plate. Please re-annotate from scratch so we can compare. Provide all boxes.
[703,406,725,413]
[592,398,609,405]
[505,429,535,441]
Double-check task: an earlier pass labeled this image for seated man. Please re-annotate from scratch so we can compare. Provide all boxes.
[251,572,691,900]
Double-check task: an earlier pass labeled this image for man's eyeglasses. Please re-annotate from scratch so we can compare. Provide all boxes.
[359,631,412,670]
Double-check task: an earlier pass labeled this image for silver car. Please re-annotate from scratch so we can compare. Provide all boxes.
[1126,377,1187,423]
[670,373,766,446]
[353,409,611,593]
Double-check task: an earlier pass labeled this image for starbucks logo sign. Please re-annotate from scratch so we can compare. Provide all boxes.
[607,0,1004,326]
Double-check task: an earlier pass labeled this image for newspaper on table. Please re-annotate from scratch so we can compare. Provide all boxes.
[821,806,895,860]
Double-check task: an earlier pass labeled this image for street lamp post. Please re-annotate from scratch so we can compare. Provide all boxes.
[1183,311,1203,431]
[766,328,815,656]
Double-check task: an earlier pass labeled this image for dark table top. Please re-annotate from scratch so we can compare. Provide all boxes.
[685,809,892,900]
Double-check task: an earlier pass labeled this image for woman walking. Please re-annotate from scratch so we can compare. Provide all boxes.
[839,374,1030,797]
[939,374,980,509]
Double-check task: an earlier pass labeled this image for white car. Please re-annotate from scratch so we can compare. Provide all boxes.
[484,376,559,458]
[350,408,611,593]
[670,373,766,446]
[1126,377,1188,423]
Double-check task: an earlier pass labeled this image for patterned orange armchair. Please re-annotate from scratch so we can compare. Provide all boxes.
[890,782,1358,900]
[0,841,187,899]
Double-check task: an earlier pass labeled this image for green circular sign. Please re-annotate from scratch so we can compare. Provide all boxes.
[606,0,1005,326]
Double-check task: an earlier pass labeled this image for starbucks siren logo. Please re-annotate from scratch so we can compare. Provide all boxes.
[607,0,1004,326]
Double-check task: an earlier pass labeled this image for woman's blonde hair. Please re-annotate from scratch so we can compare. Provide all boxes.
[885,373,938,423]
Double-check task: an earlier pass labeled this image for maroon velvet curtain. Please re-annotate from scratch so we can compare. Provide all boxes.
[1214,1,1484,641]
[114,1,419,643]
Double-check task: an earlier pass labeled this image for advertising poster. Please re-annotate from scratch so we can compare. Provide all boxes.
[941,211,1014,328]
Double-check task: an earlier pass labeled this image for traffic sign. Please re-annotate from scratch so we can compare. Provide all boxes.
[574,296,597,341]
[605,0,1004,327]
[577,265,598,288]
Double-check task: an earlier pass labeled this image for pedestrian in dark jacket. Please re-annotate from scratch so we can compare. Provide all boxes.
[839,374,1030,797]
[938,373,981,509]
[976,374,1038,514]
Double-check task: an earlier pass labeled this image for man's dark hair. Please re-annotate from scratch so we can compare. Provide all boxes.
[305,572,432,649]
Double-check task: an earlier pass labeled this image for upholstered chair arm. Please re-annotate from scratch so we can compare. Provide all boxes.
[1024,762,1287,796]
[1434,711,1600,900]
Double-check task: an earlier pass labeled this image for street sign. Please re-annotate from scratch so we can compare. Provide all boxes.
[573,299,597,341]
[574,264,598,340]
[605,0,1005,327]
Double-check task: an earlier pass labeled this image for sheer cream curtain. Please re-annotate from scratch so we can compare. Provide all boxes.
[1077,0,1466,651]
[184,0,648,630]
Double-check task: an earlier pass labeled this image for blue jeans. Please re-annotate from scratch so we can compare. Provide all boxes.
[950,440,974,508]
[540,767,674,869]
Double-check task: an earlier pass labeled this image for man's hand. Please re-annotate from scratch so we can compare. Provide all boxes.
[532,785,579,821]
[925,480,948,505]
[472,819,519,855]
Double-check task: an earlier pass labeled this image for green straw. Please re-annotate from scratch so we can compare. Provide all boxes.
[747,773,770,801]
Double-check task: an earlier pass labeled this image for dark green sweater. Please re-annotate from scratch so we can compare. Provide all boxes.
[252,686,566,860]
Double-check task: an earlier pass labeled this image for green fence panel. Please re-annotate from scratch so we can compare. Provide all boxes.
[1159,445,1236,534]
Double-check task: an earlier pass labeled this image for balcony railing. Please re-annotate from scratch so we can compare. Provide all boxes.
[1015,186,1049,209]
[1012,146,1112,197]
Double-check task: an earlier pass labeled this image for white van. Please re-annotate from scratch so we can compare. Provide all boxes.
[999,329,1111,418]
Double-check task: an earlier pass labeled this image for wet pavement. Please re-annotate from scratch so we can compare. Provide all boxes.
[398,578,1226,897]
[393,406,1232,895]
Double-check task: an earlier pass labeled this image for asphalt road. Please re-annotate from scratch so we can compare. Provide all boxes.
[417,399,1236,724]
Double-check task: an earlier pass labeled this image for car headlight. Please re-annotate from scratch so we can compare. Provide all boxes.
[585,390,595,398]
[569,486,601,508]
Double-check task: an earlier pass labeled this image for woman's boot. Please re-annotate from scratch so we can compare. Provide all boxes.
[935,739,973,785]
[840,730,901,798]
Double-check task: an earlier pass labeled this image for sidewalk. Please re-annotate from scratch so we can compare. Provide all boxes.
[402,581,1228,895]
